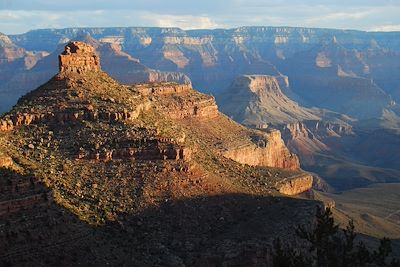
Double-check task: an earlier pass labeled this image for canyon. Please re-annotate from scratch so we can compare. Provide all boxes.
[1,27,399,114]
[1,26,400,264]
[219,74,400,190]
[0,42,316,266]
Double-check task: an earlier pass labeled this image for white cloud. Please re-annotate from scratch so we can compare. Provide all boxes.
[369,24,400,32]
[0,11,20,20]
[0,10,227,34]
[139,14,225,29]
[304,9,374,26]
[323,10,373,20]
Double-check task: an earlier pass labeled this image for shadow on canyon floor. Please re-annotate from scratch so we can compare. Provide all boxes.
[0,168,398,266]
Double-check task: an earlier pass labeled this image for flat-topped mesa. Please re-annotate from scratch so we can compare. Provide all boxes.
[59,41,100,73]
[237,75,285,96]
[223,129,300,170]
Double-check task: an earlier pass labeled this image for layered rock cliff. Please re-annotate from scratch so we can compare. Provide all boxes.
[0,32,47,99]
[218,74,356,163]
[279,120,355,164]
[220,75,320,127]
[0,41,310,199]
[0,41,318,266]
[279,38,396,120]
[3,27,400,124]
[0,33,25,63]
[223,129,300,170]
[3,27,400,103]
[217,74,399,191]
[98,41,191,85]
[1,27,400,264]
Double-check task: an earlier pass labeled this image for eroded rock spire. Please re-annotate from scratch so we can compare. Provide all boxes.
[58,41,100,73]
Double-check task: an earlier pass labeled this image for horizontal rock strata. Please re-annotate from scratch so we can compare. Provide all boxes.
[59,41,100,73]
[223,130,300,170]
[277,174,313,195]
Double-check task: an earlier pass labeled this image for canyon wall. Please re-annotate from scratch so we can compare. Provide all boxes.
[223,130,300,170]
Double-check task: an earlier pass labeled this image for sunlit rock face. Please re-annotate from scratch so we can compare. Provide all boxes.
[59,41,101,73]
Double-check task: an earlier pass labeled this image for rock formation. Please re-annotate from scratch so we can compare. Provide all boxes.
[279,39,395,120]
[1,41,308,189]
[2,30,399,188]
[135,83,191,96]
[223,130,300,170]
[277,174,313,195]
[97,41,192,85]
[0,41,318,266]
[278,120,355,165]
[0,33,26,63]
[4,27,400,103]
[59,41,101,73]
[220,75,320,127]
[0,28,399,259]
[0,36,192,113]
[0,32,47,110]
[218,74,357,167]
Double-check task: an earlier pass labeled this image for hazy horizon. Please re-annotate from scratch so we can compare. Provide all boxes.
[1,0,399,34]
[4,25,400,36]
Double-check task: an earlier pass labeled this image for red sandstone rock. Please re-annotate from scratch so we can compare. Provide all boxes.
[77,137,192,163]
[136,83,191,96]
[0,105,152,132]
[158,96,219,120]
[59,41,101,73]
[277,174,313,195]
[223,129,300,170]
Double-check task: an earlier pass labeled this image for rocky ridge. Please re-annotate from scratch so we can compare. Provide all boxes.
[220,75,320,127]
[279,38,397,120]
[223,129,300,170]
[3,27,400,118]
[217,74,400,191]
[0,34,191,113]
[1,43,300,172]
[1,28,400,258]
[0,42,316,266]
[219,74,354,141]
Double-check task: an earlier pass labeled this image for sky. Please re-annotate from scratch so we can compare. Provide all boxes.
[1,0,400,34]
